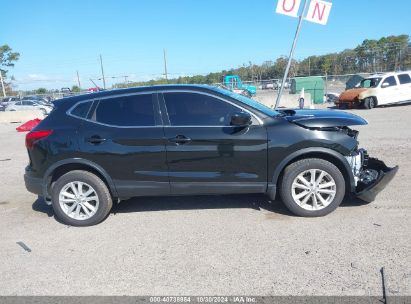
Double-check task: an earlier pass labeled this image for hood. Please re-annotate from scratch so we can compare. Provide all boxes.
[281,109,368,128]
[339,88,367,102]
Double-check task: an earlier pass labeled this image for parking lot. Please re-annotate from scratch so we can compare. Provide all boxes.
[0,103,410,296]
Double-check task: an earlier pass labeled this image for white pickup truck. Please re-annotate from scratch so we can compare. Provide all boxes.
[337,71,411,109]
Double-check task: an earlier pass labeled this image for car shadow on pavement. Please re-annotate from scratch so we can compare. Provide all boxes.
[32,194,370,220]
[340,196,372,207]
[32,196,54,217]
[328,101,411,110]
[112,194,293,216]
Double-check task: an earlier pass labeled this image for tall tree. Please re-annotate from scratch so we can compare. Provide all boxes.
[0,45,20,94]
[0,44,20,77]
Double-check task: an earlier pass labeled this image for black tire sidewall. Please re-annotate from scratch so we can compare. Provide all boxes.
[364,97,375,109]
[280,158,346,217]
[51,170,112,226]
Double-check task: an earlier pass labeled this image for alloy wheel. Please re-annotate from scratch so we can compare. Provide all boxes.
[291,169,336,211]
[58,181,99,220]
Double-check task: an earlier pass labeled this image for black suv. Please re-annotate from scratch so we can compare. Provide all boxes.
[24,85,397,226]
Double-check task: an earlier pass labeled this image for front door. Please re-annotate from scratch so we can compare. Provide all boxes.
[379,75,400,105]
[160,91,268,195]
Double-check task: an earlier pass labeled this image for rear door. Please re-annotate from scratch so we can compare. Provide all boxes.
[397,73,411,102]
[74,93,170,198]
[160,91,268,195]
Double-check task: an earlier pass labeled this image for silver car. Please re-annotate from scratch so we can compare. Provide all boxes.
[5,100,53,115]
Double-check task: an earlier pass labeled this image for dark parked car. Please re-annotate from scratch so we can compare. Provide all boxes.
[24,85,398,226]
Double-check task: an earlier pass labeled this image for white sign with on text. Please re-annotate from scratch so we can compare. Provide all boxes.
[305,0,332,25]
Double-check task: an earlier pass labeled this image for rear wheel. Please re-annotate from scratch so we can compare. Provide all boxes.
[242,90,252,98]
[279,158,345,217]
[51,170,112,226]
[364,97,376,109]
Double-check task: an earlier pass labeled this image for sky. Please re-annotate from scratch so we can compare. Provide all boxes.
[2,0,411,90]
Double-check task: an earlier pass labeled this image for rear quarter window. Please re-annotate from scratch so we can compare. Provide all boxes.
[70,101,93,118]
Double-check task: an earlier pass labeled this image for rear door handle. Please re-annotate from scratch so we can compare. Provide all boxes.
[168,135,192,145]
[87,136,106,144]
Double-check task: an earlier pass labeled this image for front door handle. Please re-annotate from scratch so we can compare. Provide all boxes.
[87,135,106,144]
[169,135,192,145]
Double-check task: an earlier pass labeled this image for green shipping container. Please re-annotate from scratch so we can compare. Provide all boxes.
[290,76,325,104]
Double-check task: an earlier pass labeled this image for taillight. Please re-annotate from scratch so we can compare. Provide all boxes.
[25,130,53,149]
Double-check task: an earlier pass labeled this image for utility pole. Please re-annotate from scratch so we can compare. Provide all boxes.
[163,49,168,83]
[0,71,6,97]
[274,0,308,109]
[124,76,128,87]
[308,57,311,76]
[394,47,398,72]
[90,79,99,90]
[76,70,81,89]
[99,54,106,89]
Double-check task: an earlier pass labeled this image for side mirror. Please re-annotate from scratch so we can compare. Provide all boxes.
[230,112,252,127]
[381,82,390,88]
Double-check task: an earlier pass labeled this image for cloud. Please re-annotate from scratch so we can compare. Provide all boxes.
[27,74,50,81]
[12,73,74,91]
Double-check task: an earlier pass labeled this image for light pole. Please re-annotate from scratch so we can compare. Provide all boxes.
[274,0,309,109]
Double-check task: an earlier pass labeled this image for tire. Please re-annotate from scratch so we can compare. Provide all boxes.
[364,97,376,109]
[51,170,113,226]
[242,90,252,98]
[40,108,47,116]
[279,158,346,217]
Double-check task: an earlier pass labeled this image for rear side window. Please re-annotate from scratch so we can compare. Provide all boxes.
[382,76,397,87]
[94,94,155,126]
[71,101,93,118]
[398,74,411,84]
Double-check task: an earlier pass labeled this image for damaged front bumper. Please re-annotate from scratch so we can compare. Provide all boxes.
[355,158,399,202]
[346,150,398,202]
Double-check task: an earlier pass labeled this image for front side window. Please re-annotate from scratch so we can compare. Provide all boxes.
[360,78,382,88]
[94,94,155,126]
[398,74,411,84]
[211,86,279,117]
[163,92,243,126]
[382,76,397,88]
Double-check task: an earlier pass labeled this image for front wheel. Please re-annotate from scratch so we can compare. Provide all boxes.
[279,158,346,217]
[51,170,113,226]
[363,97,376,109]
[241,90,252,98]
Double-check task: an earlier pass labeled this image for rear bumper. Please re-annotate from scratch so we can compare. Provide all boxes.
[355,158,398,202]
[24,170,43,196]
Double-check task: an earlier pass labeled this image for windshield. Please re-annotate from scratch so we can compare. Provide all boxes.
[211,86,279,117]
[360,77,382,88]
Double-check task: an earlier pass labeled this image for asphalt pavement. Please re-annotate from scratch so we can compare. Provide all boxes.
[0,103,410,296]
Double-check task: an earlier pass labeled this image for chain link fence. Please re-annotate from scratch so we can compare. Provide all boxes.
[8,73,381,104]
